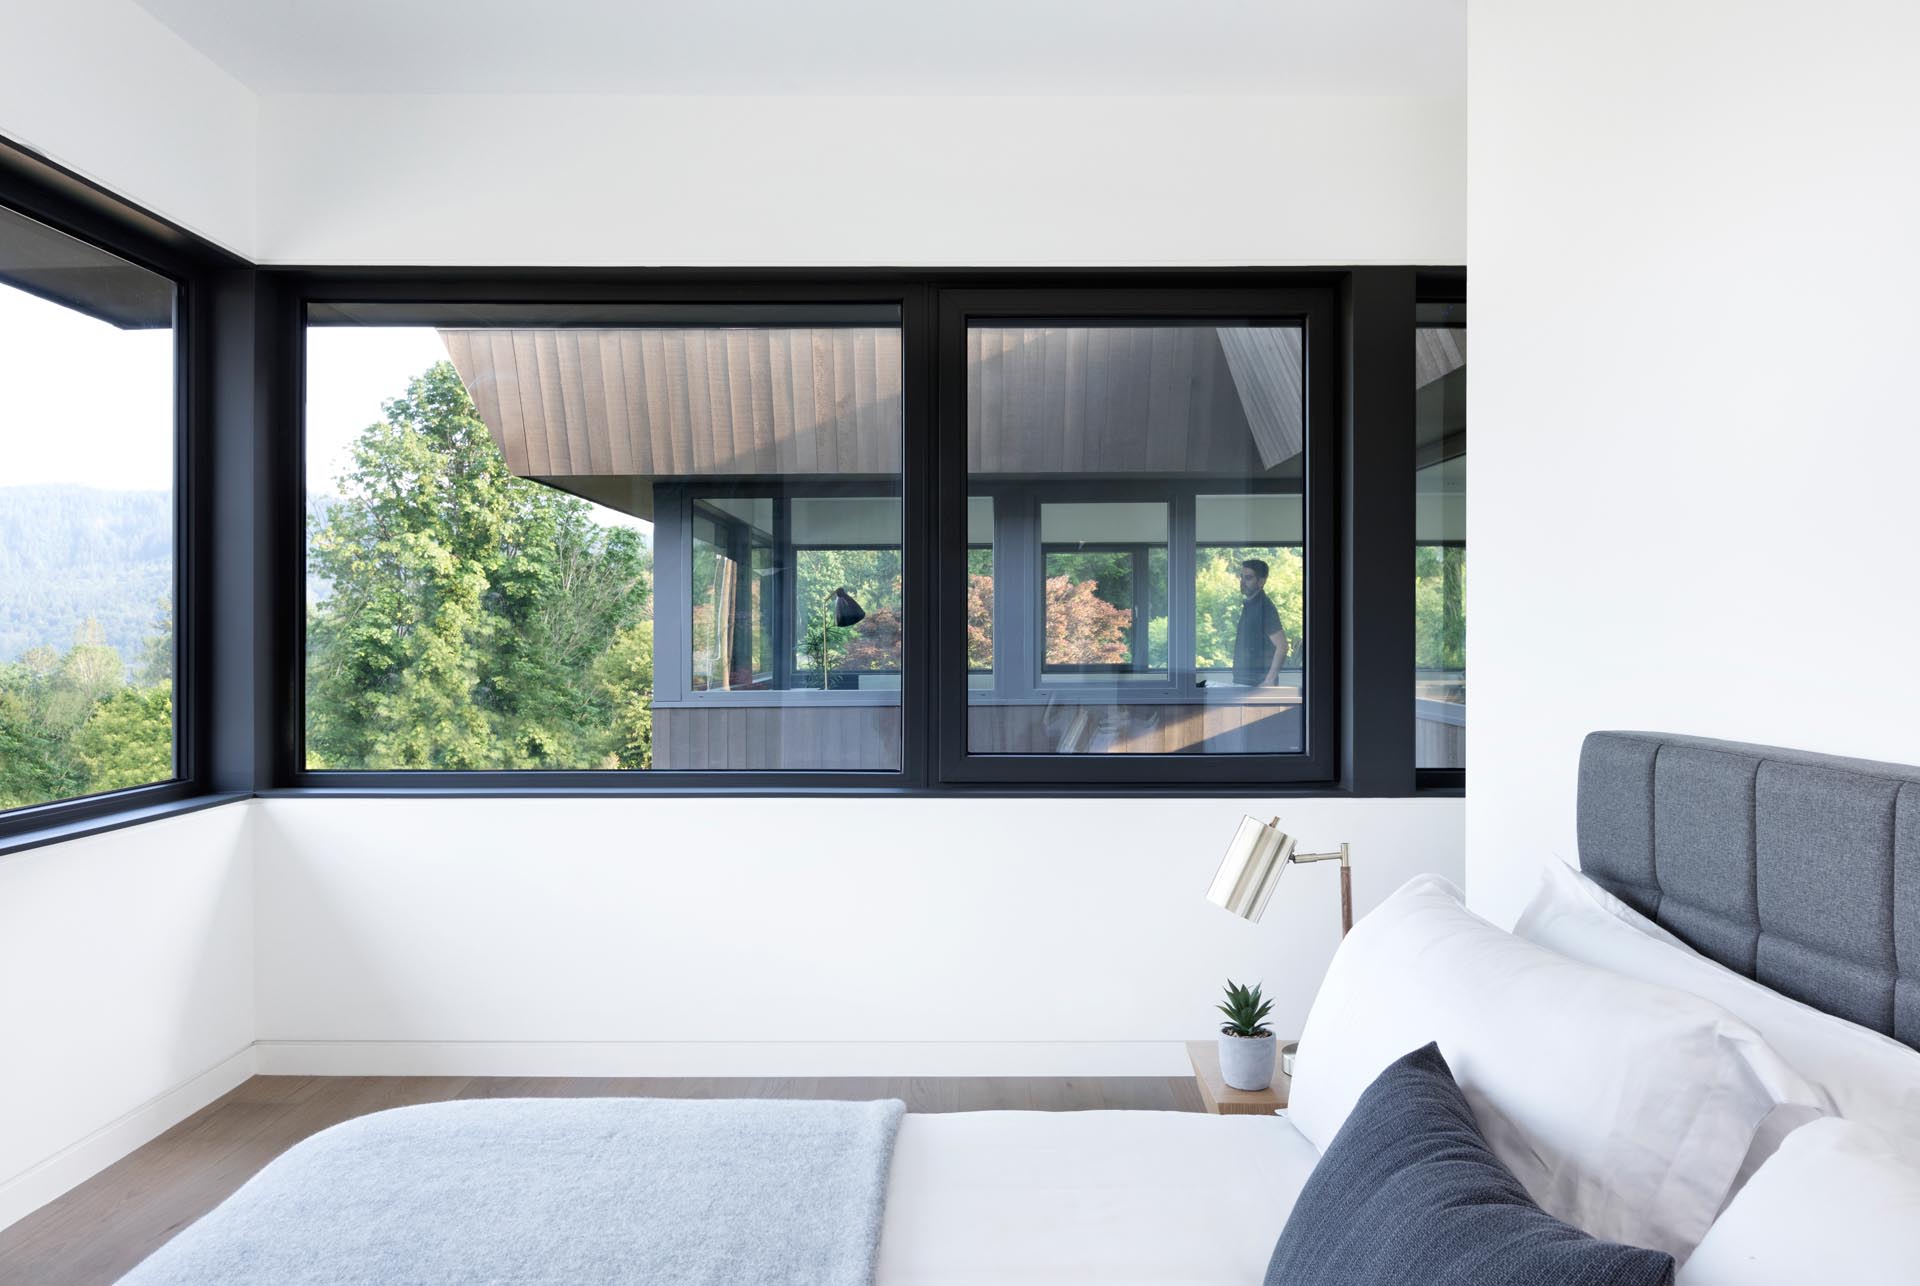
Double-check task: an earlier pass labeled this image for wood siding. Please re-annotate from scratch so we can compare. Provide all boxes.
[441,327,904,480]
[438,325,1306,496]
[1415,327,1466,389]
[966,701,1303,755]
[965,325,1302,477]
[1416,709,1466,768]
[652,704,902,771]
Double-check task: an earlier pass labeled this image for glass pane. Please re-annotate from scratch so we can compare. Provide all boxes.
[1415,301,1466,769]
[305,309,904,772]
[966,497,995,690]
[1195,493,1303,689]
[966,321,1306,755]
[0,206,177,811]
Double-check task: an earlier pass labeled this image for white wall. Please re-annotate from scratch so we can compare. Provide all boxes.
[254,796,1462,1075]
[1466,0,1920,924]
[230,84,1467,1072]
[255,93,1464,266]
[0,804,254,1231]
[0,0,256,256]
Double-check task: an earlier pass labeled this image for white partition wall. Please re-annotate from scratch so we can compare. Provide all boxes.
[254,94,1463,267]
[252,796,1463,1076]
[0,805,254,1230]
[1466,0,1920,925]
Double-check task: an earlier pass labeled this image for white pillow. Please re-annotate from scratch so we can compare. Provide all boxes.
[1679,1117,1920,1285]
[1516,858,1920,1154]
[1287,875,1825,1261]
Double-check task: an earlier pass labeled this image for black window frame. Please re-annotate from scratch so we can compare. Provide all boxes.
[270,270,1450,797]
[0,140,240,852]
[935,288,1341,786]
[1415,268,1467,793]
[0,205,1458,830]
[277,275,934,793]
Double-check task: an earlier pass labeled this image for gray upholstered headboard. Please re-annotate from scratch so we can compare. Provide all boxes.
[1578,731,1920,1050]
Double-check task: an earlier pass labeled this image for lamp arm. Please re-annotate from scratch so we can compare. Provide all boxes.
[1290,843,1350,867]
[1286,843,1353,935]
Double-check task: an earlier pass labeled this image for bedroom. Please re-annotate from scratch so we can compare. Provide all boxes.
[0,1,1916,1282]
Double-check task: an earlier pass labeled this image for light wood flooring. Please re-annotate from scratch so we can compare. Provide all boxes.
[0,1073,1203,1285]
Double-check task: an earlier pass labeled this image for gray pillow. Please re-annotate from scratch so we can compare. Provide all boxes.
[1266,1043,1675,1286]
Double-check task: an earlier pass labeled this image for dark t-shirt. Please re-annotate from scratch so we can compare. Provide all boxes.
[1234,592,1284,685]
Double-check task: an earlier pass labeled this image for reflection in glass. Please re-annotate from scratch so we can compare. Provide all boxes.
[964,322,1306,756]
[1414,301,1466,769]
[305,314,904,772]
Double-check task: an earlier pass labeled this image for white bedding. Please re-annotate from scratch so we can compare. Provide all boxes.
[875,1110,1320,1285]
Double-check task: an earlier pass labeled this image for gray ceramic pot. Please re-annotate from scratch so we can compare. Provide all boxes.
[1218,1032,1277,1091]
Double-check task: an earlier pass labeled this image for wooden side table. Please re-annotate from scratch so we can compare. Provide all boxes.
[1187,1039,1291,1115]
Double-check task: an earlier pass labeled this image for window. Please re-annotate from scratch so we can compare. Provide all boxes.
[1040,502,1168,676]
[0,204,178,813]
[285,275,1435,795]
[302,306,904,774]
[1415,299,1466,771]
[950,302,1333,780]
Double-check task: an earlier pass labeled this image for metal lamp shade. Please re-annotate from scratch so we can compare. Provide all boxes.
[830,587,866,627]
[1206,815,1298,922]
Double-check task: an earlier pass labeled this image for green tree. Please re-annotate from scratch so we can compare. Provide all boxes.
[1194,548,1304,671]
[0,619,173,807]
[71,682,173,791]
[49,618,124,730]
[306,361,651,770]
[1414,544,1466,671]
[590,621,655,769]
[139,595,174,685]
[0,684,81,808]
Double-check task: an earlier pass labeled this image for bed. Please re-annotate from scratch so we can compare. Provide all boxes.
[119,731,1920,1285]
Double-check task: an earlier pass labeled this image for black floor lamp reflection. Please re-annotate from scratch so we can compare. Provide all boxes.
[815,587,865,690]
[1205,816,1353,935]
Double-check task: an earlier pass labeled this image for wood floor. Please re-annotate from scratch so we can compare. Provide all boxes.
[0,1073,1204,1285]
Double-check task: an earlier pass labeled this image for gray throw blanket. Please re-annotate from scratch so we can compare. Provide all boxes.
[120,1096,906,1285]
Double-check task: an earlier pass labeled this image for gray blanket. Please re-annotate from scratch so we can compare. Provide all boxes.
[119,1096,906,1285]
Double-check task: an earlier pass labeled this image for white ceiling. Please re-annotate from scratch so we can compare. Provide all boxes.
[131,0,1465,96]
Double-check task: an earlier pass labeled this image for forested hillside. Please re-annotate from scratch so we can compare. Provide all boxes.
[0,485,171,669]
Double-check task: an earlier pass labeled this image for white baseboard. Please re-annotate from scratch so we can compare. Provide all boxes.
[0,1044,257,1234]
[253,1040,1194,1078]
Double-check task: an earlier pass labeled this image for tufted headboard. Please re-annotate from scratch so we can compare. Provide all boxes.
[1578,731,1920,1050]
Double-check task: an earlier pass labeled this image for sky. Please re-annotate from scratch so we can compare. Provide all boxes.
[306,326,648,533]
[305,325,458,493]
[0,285,174,491]
[2,287,643,533]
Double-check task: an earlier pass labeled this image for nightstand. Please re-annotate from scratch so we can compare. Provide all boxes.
[1187,1040,1291,1115]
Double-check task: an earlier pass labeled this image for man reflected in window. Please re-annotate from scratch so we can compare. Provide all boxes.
[1234,559,1289,686]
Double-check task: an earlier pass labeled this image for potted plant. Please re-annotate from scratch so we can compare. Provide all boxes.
[1216,979,1277,1091]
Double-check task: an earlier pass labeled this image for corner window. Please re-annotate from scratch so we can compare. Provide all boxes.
[0,204,178,813]
[303,306,904,774]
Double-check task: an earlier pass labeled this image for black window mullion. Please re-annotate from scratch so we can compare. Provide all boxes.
[1342,268,1418,796]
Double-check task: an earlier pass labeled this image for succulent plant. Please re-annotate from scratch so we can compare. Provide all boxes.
[1217,979,1274,1039]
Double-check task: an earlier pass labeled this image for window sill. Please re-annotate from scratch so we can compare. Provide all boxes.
[0,790,248,859]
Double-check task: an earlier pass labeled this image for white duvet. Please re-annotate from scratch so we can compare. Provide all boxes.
[876,1110,1321,1285]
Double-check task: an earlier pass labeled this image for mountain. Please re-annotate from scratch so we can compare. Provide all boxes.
[0,486,172,672]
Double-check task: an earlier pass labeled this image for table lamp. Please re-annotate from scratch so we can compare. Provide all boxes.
[1206,815,1353,935]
